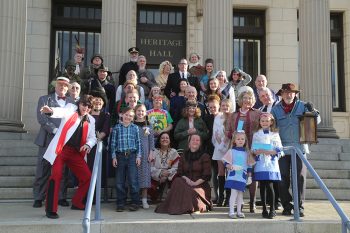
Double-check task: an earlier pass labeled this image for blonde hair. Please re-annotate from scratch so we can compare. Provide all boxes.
[237,90,256,107]
[159,60,173,75]
[231,131,255,166]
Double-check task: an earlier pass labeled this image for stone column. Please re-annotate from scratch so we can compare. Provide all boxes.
[203,0,232,72]
[299,0,338,138]
[101,0,133,84]
[0,0,26,132]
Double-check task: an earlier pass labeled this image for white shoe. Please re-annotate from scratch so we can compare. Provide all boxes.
[237,213,245,218]
[229,213,237,219]
[142,200,149,209]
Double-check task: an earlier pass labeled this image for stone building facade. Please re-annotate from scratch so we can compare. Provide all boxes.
[1,0,350,138]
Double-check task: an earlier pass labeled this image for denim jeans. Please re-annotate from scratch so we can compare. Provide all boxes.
[115,152,139,207]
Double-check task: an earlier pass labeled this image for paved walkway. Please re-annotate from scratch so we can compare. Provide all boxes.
[0,200,349,224]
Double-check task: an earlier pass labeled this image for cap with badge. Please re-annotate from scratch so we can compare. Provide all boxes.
[128,47,140,54]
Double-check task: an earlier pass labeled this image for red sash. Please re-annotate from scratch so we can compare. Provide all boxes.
[55,112,89,156]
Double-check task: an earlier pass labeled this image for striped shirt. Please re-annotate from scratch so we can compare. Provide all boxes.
[110,123,141,159]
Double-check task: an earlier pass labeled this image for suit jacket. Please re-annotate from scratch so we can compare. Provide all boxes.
[43,103,97,165]
[164,71,201,99]
[34,93,75,148]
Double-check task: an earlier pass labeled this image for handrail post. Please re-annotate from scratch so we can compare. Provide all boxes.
[82,141,103,233]
[95,144,102,220]
[290,148,300,221]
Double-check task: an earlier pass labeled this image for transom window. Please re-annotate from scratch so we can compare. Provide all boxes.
[233,10,265,82]
[139,9,183,26]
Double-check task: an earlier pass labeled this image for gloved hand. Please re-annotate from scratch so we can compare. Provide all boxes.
[305,102,315,112]
[246,176,252,185]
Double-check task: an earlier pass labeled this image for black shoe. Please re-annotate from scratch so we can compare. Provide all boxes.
[116,206,125,212]
[262,209,269,218]
[129,204,139,211]
[282,203,293,216]
[71,205,84,210]
[249,203,256,213]
[217,197,224,207]
[46,211,59,219]
[299,208,305,217]
[268,211,277,219]
[33,200,42,208]
[58,199,69,207]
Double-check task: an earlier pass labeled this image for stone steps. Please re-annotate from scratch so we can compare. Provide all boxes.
[0,156,37,166]
[0,166,36,176]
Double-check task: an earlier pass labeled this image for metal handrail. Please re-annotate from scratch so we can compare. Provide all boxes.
[285,146,350,233]
[82,141,103,233]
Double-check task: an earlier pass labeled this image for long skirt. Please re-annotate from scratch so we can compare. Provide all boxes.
[155,177,212,215]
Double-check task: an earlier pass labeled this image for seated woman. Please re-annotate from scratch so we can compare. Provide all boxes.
[149,132,180,202]
[174,100,208,152]
[155,134,212,215]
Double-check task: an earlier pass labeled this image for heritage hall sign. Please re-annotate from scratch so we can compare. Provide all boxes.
[137,32,185,65]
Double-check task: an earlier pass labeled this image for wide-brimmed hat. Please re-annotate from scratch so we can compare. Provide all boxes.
[276,83,300,96]
[96,64,112,76]
[90,87,108,107]
[55,77,71,88]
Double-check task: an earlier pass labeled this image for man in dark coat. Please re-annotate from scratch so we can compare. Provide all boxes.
[164,58,200,100]
[118,47,139,86]
[84,65,116,114]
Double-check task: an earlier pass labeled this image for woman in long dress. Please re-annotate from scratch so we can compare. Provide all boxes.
[155,134,212,215]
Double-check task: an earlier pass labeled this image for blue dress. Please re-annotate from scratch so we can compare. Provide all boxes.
[135,121,155,189]
[223,147,252,192]
[252,129,283,181]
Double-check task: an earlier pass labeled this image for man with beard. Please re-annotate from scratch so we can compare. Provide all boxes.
[118,47,139,86]
[271,83,320,217]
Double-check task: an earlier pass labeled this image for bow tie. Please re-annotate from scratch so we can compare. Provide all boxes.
[57,96,66,100]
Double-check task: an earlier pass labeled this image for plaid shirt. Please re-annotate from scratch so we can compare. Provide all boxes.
[110,123,141,159]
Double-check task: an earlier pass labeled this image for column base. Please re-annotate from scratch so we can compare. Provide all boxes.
[0,121,27,133]
[317,126,338,139]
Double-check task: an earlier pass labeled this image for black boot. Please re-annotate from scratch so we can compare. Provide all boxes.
[217,176,225,207]
[223,188,231,207]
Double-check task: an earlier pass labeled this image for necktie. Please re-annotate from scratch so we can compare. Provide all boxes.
[182,72,185,79]
[58,96,66,100]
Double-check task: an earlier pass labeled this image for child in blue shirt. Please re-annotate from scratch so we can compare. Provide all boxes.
[110,107,142,212]
[252,113,283,219]
[222,130,255,219]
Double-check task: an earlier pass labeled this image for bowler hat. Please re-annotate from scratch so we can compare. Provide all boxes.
[276,83,300,96]
[128,47,139,54]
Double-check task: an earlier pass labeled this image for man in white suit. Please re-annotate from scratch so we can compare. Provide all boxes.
[40,95,97,219]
